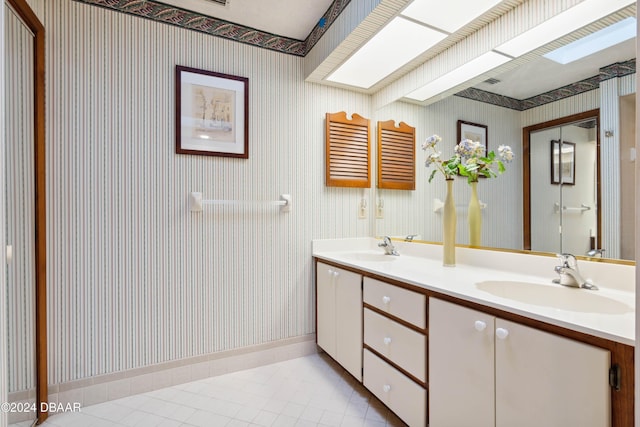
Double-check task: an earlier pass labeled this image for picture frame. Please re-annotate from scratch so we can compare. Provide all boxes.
[550,140,575,185]
[457,120,488,156]
[176,65,249,158]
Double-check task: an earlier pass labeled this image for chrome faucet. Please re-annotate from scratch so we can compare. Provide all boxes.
[553,253,598,290]
[586,248,605,258]
[378,236,399,256]
[405,234,418,242]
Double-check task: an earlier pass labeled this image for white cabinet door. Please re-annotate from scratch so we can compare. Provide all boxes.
[495,319,611,427]
[316,262,362,381]
[429,298,496,427]
[316,262,337,359]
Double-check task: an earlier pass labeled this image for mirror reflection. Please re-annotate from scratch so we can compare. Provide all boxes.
[373,8,636,262]
[5,2,38,425]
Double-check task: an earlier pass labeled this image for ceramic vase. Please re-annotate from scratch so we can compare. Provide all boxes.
[468,180,481,246]
[442,179,456,266]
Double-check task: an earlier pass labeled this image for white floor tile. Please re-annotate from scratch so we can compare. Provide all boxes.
[36,354,406,427]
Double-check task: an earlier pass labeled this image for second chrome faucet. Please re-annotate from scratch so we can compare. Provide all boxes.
[378,236,399,256]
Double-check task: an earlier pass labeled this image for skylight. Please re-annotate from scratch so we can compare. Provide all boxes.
[544,17,636,64]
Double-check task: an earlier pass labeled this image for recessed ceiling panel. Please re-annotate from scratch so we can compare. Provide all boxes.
[401,0,503,33]
[326,16,447,89]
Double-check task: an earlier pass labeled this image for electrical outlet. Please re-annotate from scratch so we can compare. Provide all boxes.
[358,205,367,219]
[376,205,384,219]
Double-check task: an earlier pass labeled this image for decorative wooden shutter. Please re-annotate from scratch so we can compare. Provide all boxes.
[377,120,416,190]
[325,112,371,188]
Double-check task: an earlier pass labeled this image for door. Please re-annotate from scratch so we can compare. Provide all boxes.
[316,262,337,358]
[495,319,611,427]
[429,298,495,427]
[4,0,46,424]
[334,266,361,381]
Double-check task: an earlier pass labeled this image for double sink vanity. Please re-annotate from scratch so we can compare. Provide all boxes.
[313,238,635,427]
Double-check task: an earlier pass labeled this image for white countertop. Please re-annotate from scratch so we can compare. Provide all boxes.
[313,238,635,346]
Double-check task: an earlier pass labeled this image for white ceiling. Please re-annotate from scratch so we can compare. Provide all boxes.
[473,38,637,99]
[158,0,636,102]
[158,0,334,40]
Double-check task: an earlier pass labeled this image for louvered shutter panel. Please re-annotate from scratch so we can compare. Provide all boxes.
[377,120,416,190]
[325,112,371,188]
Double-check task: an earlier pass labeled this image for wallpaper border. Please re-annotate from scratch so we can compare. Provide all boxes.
[72,0,352,57]
[455,59,637,111]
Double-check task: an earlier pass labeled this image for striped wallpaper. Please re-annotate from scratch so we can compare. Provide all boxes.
[1,2,7,426]
[5,0,37,396]
[43,0,371,385]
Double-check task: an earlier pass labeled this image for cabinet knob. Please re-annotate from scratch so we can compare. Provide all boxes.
[333,271,339,278]
[496,328,509,340]
[383,384,391,393]
[382,296,391,305]
[474,320,487,331]
[327,269,333,276]
[383,337,392,345]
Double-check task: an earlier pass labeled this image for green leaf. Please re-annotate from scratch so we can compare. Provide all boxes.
[428,169,437,183]
[498,161,506,173]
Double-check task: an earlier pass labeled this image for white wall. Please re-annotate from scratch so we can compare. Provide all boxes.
[1,1,7,426]
[42,0,372,386]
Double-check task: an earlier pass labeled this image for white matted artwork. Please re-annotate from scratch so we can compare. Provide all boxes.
[176,65,248,158]
[457,120,488,155]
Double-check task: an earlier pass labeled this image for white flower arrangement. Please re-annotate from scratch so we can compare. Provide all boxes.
[422,134,514,183]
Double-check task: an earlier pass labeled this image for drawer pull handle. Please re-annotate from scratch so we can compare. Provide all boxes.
[496,328,509,340]
[382,296,391,304]
[383,337,392,345]
[474,320,487,331]
[383,384,391,393]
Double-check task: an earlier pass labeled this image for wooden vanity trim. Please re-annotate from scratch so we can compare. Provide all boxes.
[313,257,634,427]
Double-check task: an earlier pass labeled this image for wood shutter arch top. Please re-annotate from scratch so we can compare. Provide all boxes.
[377,120,415,190]
[325,111,371,188]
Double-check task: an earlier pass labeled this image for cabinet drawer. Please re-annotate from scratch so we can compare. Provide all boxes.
[363,277,426,328]
[364,308,426,382]
[364,349,427,427]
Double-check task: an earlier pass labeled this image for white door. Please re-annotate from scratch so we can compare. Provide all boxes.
[334,267,362,381]
[316,262,336,359]
[495,319,611,427]
[429,298,495,427]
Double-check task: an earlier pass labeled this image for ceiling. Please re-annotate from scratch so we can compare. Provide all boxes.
[90,0,636,105]
[157,0,334,40]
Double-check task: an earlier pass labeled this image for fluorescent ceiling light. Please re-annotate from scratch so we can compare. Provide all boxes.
[405,51,511,101]
[544,17,636,64]
[402,0,503,33]
[495,0,635,58]
[326,16,447,89]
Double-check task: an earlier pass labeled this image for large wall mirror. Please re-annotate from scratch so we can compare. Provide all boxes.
[4,0,47,424]
[372,5,635,263]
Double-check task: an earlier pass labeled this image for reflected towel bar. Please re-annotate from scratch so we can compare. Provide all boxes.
[554,202,590,213]
[190,192,291,213]
[433,198,486,213]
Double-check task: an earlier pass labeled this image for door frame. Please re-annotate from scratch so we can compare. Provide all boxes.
[5,0,47,423]
[522,109,601,253]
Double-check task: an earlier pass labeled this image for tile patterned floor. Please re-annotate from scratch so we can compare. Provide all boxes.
[12,353,406,427]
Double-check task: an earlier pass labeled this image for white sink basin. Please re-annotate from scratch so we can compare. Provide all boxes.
[341,252,398,263]
[475,280,632,314]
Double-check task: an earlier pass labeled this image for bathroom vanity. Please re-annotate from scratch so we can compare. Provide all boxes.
[313,238,635,427]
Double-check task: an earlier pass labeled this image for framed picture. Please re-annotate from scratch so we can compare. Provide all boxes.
[550,140,575,185]
[176,65,249,158]
[457,120,488,155]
